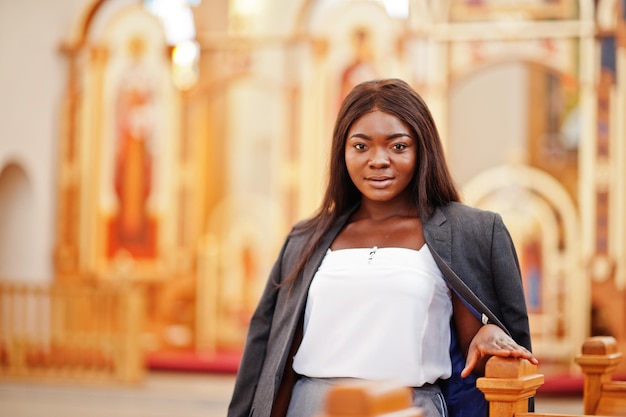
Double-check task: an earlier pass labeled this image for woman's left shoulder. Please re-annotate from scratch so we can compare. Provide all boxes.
[440,201,501,223]
[437,203,512,249]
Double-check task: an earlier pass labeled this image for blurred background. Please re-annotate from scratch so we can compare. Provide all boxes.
[0,0,625,415]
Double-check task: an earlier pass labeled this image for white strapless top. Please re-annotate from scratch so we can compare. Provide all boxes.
[292,245,452,387]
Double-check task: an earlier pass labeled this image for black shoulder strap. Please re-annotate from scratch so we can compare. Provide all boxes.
[429,246,511,336]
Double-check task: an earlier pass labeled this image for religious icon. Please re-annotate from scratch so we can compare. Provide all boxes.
[108,36,157,259]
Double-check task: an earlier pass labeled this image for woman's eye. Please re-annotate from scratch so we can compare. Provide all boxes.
[354,143,366,150]
[392,143,407,151]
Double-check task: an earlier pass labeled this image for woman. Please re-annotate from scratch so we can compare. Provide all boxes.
[227,79,536,417]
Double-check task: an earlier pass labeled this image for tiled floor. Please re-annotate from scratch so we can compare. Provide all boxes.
[0,372,582,417]
[0,372,235,417]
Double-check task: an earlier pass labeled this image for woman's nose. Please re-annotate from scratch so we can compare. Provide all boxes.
[368,148,390,167]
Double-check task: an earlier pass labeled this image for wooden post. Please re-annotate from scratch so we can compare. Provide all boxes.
[116,283,145,383]
[574,336,623,415]
[6,284,26,375]
[318,380,423,417]
[476,357,544,417]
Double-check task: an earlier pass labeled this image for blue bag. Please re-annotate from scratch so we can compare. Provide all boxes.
[438,326,487,417]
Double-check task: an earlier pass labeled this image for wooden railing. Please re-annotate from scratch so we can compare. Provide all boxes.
[477,336,624,417]
[0,281,144,383]
[320,336,625,417]
[574,337,625,416]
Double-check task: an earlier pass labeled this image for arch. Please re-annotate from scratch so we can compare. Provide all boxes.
[463,164,586,362]
[463,164,578,266]
[64,0,105,47]
[0,162,37,282]
[62,0,120,49]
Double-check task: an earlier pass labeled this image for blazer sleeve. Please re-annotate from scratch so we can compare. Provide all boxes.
[489,214,532,350]
[227,233,291,417]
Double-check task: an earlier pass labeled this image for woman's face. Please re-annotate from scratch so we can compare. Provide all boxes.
[345,110,417,205]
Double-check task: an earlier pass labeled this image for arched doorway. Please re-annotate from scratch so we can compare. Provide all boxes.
[0,162,38,282]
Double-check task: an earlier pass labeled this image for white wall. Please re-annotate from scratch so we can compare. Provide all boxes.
[0,0,91,282]
[448,62,528,187]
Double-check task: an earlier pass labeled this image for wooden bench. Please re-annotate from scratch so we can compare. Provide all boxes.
[317,380,424,417]
[319,336,624,417]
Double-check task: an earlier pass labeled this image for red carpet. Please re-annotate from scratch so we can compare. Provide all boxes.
[146,350,624,397]
[539,373,626,396]
[538,374,584,396]
[147,350,242,374]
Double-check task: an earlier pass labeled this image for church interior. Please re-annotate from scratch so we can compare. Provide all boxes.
[1,0,625,415]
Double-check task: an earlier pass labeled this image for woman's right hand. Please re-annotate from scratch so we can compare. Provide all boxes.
[461,324,538,378]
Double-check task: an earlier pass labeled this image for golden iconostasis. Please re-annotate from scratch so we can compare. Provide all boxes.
[53,0,626,375]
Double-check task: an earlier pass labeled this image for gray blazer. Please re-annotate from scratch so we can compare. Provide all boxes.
[227,202,531,417]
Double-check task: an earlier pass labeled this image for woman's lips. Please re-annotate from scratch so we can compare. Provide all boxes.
[366,177,393,188]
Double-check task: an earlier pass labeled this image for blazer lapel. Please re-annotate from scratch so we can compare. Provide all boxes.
[422,206,452,267]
